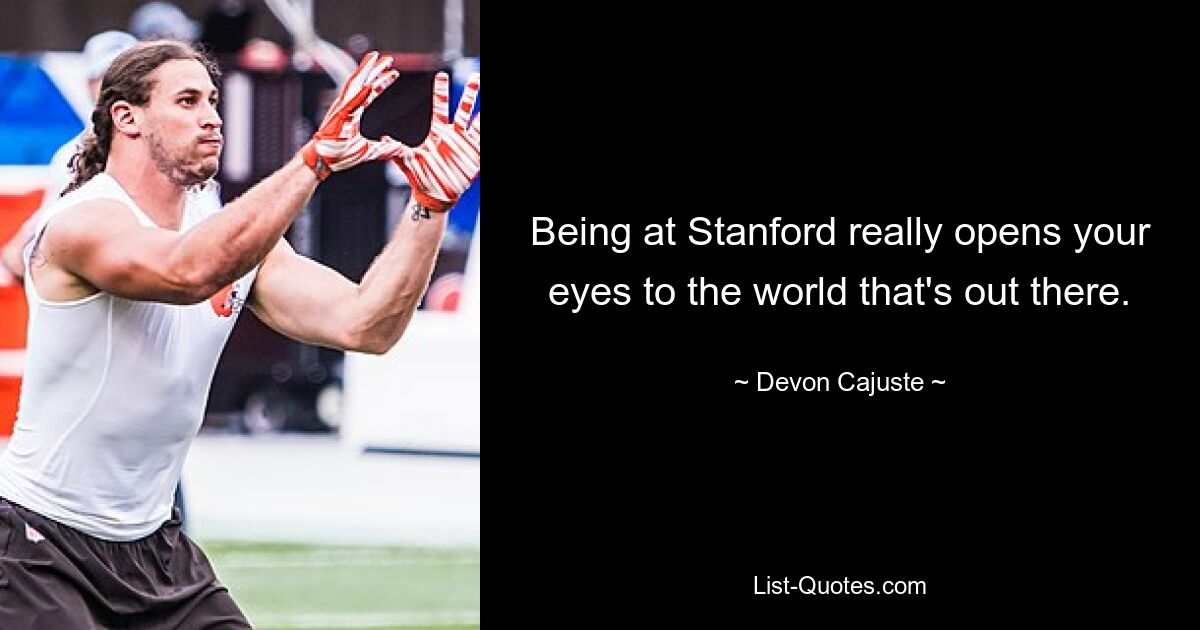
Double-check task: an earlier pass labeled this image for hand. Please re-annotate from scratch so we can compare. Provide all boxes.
[301,51,399,180]
[386,72,480,212]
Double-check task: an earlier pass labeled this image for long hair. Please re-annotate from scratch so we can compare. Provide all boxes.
[63,40,220,195]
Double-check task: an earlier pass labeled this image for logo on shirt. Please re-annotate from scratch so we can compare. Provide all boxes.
[25,523,45,543]
[210,282,246,318]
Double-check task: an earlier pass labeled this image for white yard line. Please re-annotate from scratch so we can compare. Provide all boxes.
[217,554,479,569]
[251,611,480,628]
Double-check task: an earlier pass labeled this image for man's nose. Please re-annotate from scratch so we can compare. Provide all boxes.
[201,103,222,130]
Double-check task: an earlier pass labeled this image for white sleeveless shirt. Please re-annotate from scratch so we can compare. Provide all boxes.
[0,174,256,541]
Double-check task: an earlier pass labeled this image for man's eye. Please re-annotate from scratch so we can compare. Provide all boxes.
[180,98,195,106]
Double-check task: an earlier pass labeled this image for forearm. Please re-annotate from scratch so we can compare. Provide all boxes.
[171,156,318,293]
[350,198,449,352]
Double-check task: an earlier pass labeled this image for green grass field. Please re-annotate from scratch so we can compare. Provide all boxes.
[202,541,480,629]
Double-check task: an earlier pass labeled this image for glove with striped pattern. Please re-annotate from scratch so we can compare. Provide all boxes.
[301,51,399,180]
[384,72,480,212]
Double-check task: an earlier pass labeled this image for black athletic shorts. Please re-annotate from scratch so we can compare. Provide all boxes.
[0,496,251,629]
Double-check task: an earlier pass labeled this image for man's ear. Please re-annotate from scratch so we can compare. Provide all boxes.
[111,101,141,138]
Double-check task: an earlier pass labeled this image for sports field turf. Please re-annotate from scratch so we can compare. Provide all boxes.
[202,541,480,629]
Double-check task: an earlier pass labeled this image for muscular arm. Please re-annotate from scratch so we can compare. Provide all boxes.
[250,68,479,354]
[36,52,400,304]
[158,156,317,298]
[249,197,447,354]
[41,157,317,304]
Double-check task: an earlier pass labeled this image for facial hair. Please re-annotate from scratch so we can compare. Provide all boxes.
[146,127,217,187]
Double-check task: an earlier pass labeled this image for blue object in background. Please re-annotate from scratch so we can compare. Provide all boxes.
[448,57,480,236]
[0,56,84,165]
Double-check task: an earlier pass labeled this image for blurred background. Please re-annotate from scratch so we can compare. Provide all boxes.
[0,2,479,627]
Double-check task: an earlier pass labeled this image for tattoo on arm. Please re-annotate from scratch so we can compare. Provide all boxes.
[410,204,433,222]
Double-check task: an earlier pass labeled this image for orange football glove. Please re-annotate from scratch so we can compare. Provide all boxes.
[301,51,399,180]
[384,72,480,211]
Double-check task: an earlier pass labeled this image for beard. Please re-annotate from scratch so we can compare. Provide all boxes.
[146,128,219,187]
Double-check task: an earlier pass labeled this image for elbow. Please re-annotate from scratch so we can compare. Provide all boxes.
[345,292,424,350]
[161,246,250,305]
[166,266,227,305]
[345,295,420,354]
[346,317,410,356]
[107,261,218,305]
[356,340,394,356]
[350,330,403,355]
